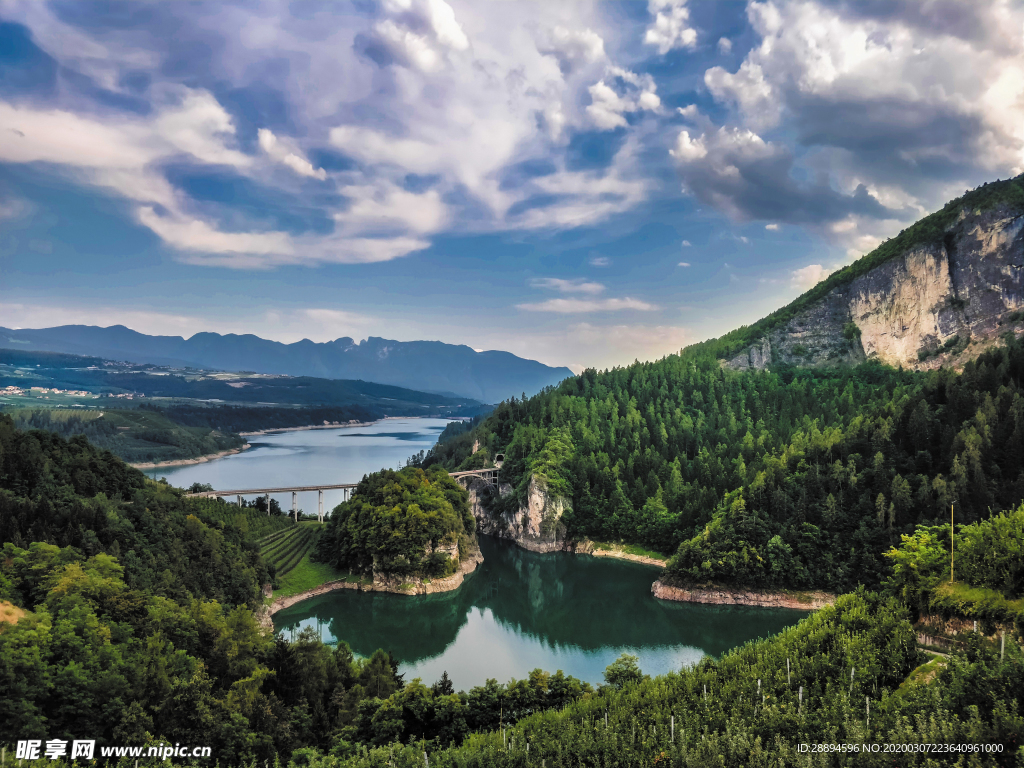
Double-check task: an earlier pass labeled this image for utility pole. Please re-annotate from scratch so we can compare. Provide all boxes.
[950,502,955,583]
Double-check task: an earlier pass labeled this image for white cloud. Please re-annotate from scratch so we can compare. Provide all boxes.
[695,0,1024,246]
[258,129,326,180]
[669,130,707,161]
[681,239,691,246]
[516,297,657,313]
[537,26,606,74]
[588,256,611,267]
[678,261,690,267]
[717,37,732,54]
[644,0,697,54]
[337,182,447,235]
[528,278,606,295]
[586,67,661,131]
[790,263,830,289]
[765,223,779,230]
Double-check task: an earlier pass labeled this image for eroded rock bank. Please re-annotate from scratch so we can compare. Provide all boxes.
[263,549,484,620]
[652,579,835,610]
[467,474,570,553]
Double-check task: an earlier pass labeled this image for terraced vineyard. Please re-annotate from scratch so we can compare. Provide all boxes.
[259,523,321,578]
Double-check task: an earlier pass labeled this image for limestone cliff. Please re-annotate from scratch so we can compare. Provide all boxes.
[466,474,569,553]
[726,195,1024,372]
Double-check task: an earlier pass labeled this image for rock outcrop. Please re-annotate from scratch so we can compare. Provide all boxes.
[651,580,834,610]
[466,474,569,553]
[726,204,1024,371]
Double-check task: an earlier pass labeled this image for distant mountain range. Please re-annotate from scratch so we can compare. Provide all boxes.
[0,325,573,403]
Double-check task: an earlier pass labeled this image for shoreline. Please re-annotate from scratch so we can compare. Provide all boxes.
[651,579,835,610]
[239,420,378,436]
[131,443,252,470]
[575,540,668,569]
[265,549,484,617]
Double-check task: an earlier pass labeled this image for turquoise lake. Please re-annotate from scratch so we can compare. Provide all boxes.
[153,417,807,689]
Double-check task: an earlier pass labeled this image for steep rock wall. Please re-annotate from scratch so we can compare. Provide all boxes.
[466,474,569,553]
[726,206,1024,371]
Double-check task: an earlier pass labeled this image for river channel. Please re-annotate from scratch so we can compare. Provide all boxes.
[153,417,807,690]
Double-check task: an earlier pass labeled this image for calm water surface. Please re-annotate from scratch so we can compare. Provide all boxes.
[274,536,806,689]
[147,417,450,511]
[153,417,807,689]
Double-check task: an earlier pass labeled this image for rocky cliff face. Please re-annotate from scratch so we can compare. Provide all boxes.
[466,475,569,553]
[726,205,1024,371]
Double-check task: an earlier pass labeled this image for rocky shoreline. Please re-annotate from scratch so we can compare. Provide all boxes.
[651,579,835,610]
[132,443,252,470]
[575,540,667,568]
[264,549,484,618]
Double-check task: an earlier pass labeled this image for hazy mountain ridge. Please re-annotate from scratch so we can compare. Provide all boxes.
[0,326,573,402]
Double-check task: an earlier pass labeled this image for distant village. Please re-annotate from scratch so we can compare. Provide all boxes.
[0,385,142,399]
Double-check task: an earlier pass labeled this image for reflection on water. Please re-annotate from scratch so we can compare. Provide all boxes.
[274,535,807,690]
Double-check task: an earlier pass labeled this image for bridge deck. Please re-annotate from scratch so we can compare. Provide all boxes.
[186,469,500,498]
[187,482,359,498]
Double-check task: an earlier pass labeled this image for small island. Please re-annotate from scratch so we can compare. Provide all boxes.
[311,465,482,596]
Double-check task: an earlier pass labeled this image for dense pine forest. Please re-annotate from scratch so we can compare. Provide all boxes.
[421,335,1024,594]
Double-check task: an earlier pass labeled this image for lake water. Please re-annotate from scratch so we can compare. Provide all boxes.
[146,417,452,512]
[153,418,807,690]
[273,535,806,690]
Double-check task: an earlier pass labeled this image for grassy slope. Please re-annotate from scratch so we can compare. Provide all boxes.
[258,521,354,599]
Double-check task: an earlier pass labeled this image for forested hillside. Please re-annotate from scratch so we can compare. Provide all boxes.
[421,335,1024,593]
[314,466,476,578]
[7,408,246,465]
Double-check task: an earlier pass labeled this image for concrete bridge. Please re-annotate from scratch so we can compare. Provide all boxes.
[448,468,500,487]
[187,483,358,523]
[185,455,505,523]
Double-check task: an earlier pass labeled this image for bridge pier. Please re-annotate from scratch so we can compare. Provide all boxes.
[318,489,324,523]
[265,493,270,516]
[237,495,242,507]
[292,491,298,522]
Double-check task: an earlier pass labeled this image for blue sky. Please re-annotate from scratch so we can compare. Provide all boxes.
[1,0,1022,372]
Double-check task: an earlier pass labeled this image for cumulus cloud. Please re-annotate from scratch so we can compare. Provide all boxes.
[516,297,657,313]
[669,114,899,231]
[528,278,606,295]
[0,0,662,270]
[357,0,469,72]
[790,263,831,289]
[586,67,661,131]
[537,26,605,74]
[689,0,1024,248]
[257,129,326,180]
[717,37,732,54]
[644,0,697,54]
